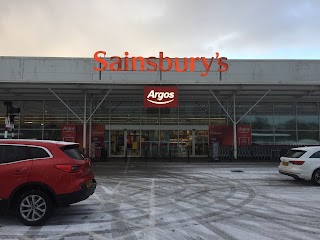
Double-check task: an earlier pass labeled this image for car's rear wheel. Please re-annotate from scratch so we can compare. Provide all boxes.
[17,190,53,226]
[312,168,320,186]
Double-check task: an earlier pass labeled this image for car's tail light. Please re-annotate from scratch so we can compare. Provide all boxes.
[55,164,82,173]
[289,160,305,165]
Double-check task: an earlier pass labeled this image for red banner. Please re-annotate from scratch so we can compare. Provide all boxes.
[209,125,252,146]
[144,86,178,108]
[237,125,252,145]
[75,124,105,158]
[91,125,105,158]
[61,125,77,142]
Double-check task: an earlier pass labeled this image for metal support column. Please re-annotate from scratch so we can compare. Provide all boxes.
[233,94,237,159]
[42,100,45,140]
[210,89,271,160]
[83,91,87,156]
[89,98,93,158]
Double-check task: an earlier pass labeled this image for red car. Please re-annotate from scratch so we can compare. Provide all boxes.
[0,139,96,226]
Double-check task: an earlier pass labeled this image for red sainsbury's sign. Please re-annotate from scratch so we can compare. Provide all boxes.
[144,86,178,108]
[93,51,228,77]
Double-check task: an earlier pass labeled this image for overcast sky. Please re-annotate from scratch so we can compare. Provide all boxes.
[0,0,319,59]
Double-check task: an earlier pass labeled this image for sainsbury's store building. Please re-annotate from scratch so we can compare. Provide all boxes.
[1,54,320,160]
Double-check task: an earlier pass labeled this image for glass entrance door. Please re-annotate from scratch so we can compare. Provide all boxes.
[141,130,159,158]
[110,130,124,156]
[108,126,208,158]
[127,130,141,156]
[160,130,192,158]
[195,130,209,156]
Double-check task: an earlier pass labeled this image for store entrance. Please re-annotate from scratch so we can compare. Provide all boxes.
[109,127,208,158]
[110,130,125,156]
[126,130,141,156]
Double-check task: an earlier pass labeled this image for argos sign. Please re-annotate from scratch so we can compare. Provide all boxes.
[144,86,178,108]
[61,124,77,142]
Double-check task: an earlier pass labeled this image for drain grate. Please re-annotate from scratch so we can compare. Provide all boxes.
[230,170,244,172]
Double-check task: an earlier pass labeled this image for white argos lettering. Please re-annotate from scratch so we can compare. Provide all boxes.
[147,90,174,101]
[239,127,249,133]
[63,127,75,132]
[146,90,175,105]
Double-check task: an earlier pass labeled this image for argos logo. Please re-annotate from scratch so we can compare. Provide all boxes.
[238,127,250,134]
[144,86,178,108]
[63,126,75,132]
[147,90,175,104]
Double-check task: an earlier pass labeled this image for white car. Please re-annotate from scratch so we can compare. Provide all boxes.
[279,146,320,185]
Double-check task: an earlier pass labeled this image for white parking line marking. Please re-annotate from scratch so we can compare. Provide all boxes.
[101,185,113,195]
[149,178,156,239]
[113,181,122,194]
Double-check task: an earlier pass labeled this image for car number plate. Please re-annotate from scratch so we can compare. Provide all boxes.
[282,162,289,166]
[86,180,93,188]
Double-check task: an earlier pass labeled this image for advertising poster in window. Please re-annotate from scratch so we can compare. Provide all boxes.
[61,125,77,142]
[237,125,252,145]
[91,125,105,158]
[209,125,252,146]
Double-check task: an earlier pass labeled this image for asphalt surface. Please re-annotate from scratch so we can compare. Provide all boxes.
[0,161,320,240]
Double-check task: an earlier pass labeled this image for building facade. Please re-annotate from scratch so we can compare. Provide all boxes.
[1,56,320,159]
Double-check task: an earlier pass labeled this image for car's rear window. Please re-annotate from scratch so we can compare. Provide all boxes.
[60,145,84,160]
[283,150,306,158]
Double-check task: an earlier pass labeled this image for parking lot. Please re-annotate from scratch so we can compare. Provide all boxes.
[1,161,320,240]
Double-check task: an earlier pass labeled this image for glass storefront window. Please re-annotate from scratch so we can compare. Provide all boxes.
[20,101,43,129]
[298,131,319,145]
[274,103,296,130]
[141,130,159,157]
[251,116,273,130]
[252,130,274,145]
[160,130,172,157]
[297,103,319,130]
[230,102,250,116]
[19,130,43,140]
[251,102,273,130]
[92,101,109,125]
[141,130,159,156]
[160,108,178,125]
[237,115,250,126]
[3,98,320,153]
[195,130,208,155]
[141,108,159,125]
[209,118,226,125]
[127,130,140,156]
[44,101,68,130]
[209,101,227,118]
[160,130,192,157]
[66,100,87,125]
[274,131,297,145]
[110,101,141,125]
[110,130,124,156]
[178,130,192,157]
[0,102,6,133]
[180,102,208,125]
[43,129,61,141]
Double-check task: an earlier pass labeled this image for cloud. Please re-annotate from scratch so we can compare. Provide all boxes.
[0,0,319,59]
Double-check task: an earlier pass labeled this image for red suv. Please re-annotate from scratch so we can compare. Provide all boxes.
[0,139,96,226]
